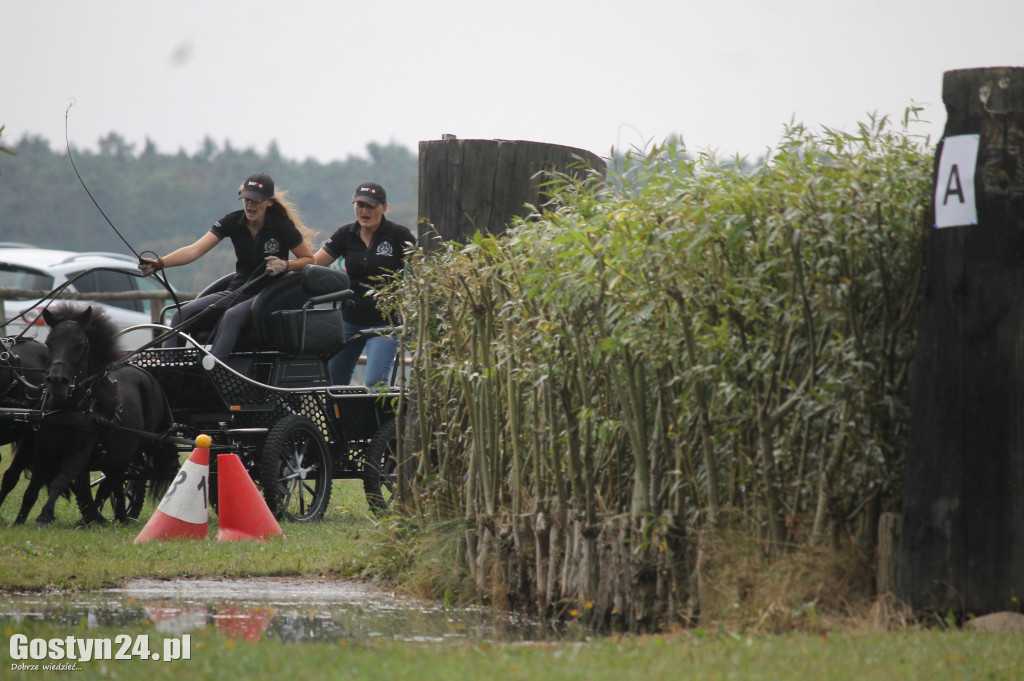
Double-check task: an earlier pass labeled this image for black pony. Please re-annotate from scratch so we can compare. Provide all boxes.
[0,337,49,512]
[12,303,178,525]
[0,336,115,520]
[0,336,47,443]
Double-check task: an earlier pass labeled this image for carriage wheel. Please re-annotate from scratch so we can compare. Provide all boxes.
[122,478,147,520]
[91,470,146,522]
[362,417,398,514]
[260,415,332,522]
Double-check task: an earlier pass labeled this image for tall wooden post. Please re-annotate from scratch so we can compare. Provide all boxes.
[417,138,606,248]
[899,67,1024,613]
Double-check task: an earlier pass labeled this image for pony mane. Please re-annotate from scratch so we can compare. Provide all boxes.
[46,302,123,367]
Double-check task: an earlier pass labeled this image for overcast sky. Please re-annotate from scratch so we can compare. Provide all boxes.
[4,0,1023,164]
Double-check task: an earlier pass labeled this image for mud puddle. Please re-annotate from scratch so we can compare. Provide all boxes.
[0,578,574,644]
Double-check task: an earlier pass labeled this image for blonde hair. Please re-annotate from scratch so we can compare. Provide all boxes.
[238,181,317,245]
[269,189,316,243]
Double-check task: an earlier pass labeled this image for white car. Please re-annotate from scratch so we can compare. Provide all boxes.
[0,245,170,351]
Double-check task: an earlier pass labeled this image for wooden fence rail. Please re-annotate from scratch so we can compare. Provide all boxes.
[0,288,198,327]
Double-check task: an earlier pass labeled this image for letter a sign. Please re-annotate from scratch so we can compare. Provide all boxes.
[934,134,979,228]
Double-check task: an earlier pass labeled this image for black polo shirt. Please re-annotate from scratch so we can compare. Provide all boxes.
[210,208,303,292]
[321,217,415,325]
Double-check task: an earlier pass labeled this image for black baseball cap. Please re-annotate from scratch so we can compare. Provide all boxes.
[239,172,275,201]
[352,182,386,207]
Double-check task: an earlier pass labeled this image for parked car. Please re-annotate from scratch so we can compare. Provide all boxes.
[0,245,170,350]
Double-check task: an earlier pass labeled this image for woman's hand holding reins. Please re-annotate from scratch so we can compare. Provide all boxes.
[138,257,163,277]
[264,256,288,276]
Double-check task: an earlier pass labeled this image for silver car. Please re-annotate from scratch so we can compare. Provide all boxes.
[0,245,169,350]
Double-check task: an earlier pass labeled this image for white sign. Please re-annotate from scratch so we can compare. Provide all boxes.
[934,134,979,229]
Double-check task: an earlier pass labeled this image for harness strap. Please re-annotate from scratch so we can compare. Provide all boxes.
[88,413,196,447]
[0,338,44,402]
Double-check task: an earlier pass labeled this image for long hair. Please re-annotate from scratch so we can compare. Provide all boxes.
[268,189,316,243]
[237,181,317,245]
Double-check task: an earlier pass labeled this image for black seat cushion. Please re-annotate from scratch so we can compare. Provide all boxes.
[244,272,307,347]
[298,265,350,298]
[240,265,351,355]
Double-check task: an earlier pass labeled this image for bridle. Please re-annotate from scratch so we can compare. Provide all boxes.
[0,337,45,403]
[45,321,92,402]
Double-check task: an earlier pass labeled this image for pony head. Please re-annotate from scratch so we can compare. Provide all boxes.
[41,303,121,406]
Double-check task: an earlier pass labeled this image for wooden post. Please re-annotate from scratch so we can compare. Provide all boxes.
[417,138,606,249]
[898,67,1024,614]
[876,512,901,597]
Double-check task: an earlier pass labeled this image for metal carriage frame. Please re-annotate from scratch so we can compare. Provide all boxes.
[129,343,402,522]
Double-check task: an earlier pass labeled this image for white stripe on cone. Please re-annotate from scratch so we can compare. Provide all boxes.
[134,438,211,543]
[156,457,209,524]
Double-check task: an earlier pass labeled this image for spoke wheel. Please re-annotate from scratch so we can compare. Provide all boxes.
[260,415,332,522]
[122,478,147,520]
[362,417,397,514]
[91,465,147,522]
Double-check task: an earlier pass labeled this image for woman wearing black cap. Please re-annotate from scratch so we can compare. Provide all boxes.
[313,181,415,386]
[139,172,315,359]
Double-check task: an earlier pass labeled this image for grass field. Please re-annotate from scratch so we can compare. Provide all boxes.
[1,452,1021,681]
[3,620,1020,681]
[0,468,380,589]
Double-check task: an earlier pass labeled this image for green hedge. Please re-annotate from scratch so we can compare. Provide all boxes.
[388,112,934,553]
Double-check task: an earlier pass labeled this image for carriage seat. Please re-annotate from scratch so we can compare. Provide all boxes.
[162,266,351,356]
[242,265,352,356]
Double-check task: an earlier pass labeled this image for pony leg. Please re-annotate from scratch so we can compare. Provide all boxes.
[88,471,129,523]
[71,473,102,526]
[0,442,30,514]
[34,480,66,525]
[12,474,46,526]
[33,449,92,526]
[105,476,129,523]
[90,476,118,524]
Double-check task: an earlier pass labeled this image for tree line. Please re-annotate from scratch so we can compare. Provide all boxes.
[0,132,419,291]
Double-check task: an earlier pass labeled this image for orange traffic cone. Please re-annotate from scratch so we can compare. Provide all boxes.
[215,453,285,541]
[134,434,212,543]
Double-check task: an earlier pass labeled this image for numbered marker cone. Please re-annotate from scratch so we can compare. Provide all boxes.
[134,435,212,543]
[216,453,285,541]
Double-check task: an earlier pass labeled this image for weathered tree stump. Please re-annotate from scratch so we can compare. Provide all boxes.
[417,138,606,248]
[899,67,1024,614]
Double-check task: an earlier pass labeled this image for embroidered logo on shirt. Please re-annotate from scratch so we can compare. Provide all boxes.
[376,242,393,257]
[263,239,280,254]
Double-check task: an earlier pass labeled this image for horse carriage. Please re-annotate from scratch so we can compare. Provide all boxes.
[0,264,403,525]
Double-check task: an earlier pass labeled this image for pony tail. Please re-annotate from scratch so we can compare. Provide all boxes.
[145,431,180,503]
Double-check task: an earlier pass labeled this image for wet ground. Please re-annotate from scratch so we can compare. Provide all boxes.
[0,578,575,644]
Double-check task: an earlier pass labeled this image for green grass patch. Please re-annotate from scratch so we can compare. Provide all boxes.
[0,446,388,590]
[3,448,1021,681]
[2,621,1020,681]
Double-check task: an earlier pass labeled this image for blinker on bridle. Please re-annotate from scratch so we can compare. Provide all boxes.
[47,320,91,395]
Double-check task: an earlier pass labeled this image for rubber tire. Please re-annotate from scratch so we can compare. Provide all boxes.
[260,415,332,522]
[122,478,147,520]
[362,417,397,514]
[92,468,146,522]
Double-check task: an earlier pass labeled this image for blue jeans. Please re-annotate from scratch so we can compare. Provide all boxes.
[329,321,399,386]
